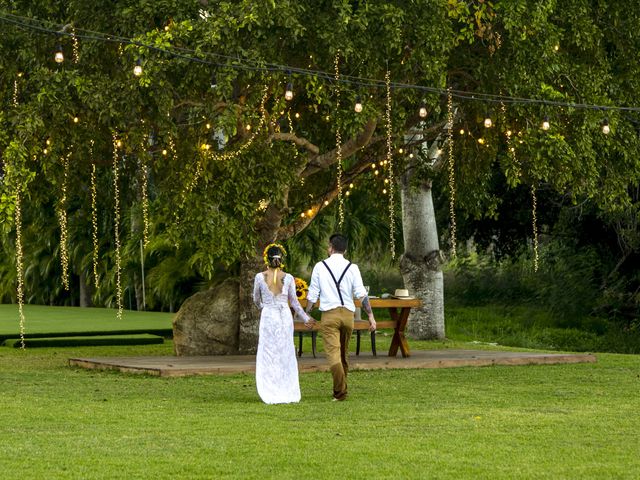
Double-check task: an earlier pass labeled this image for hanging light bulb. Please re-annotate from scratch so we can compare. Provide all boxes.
[54,44,64,64]
[133,59,143,77]
[285,81,294,101]
[354,96,363,113]
[210,74,217,89]
[602,118,610,134]
[484,113,492,128]
[419,103,428,118]
[542,116,550,131]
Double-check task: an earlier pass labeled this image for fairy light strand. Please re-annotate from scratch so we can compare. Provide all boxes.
[447,87,457,258]
[140,137,150,248]
[112,134,123,320]
[334,52,345,229]
[532,184,539,272]
[12,87,26,349]
[15,188,26,349]
[56,148,71,290]
[70,26,79,63]
[385,70,396,259]
[90,140,100,288]
[208,85,270,162]
[12,76,19,107]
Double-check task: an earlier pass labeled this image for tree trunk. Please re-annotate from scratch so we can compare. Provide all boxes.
[238,255,263,354]
[399,168,445,340]
[78,269,93,307]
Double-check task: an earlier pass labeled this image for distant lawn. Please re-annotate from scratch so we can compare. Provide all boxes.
[0,342,638,479]
[0,304,174,338]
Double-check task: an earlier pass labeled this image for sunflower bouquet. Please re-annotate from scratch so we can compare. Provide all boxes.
[294,277,309,300]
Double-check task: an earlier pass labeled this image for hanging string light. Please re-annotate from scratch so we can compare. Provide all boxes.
[56,148,71,290]
[541,115,550,131]
[112,133,123,320]
[602,118,610,134]
[54,43,64,64]
[11,81,25,349]
[133,58,143,77]
[15,187,26,349]
[70,27,79,63]
[354,96,363,113]
[284,71,294,101]
[12,73,21,107]
[385,69,396,259]
[419,102,428,119]
[483,112,493,128]
[447,87,457,258]
[531,184,539,272]
[140,136,150,248]
[209,85,270,162]
[90,140,100,288]
[501,101,522,184]
[334,52,345,229]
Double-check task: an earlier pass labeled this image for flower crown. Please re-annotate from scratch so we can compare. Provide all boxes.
[262,243,287,269]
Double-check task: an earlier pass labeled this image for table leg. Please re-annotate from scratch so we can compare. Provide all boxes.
[388,307,411,357]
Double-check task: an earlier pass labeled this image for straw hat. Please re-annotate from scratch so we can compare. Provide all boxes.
[392,288,414,299]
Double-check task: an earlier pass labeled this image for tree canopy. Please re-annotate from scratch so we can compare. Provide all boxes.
[1,0,639,310]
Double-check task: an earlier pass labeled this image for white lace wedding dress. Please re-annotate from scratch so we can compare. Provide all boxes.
[253,272,305,404]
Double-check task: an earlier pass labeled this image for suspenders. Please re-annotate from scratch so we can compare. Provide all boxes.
[321,261,352,306]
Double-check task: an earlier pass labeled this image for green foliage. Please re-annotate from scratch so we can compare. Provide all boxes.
[1,0,640,315]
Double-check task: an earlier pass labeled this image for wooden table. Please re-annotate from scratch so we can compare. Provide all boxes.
[297,297,422,357]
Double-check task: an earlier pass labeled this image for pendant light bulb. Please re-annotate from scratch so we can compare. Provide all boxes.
[54,45,64,64]
[354,96,363,113]
[285,82,294,101]
[542,116,550,131]
[133,59,143,77]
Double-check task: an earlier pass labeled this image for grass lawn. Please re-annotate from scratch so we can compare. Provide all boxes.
[0,304,173,338]
[1,338,639,479]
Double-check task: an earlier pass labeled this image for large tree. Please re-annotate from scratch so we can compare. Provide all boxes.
[2,1,639,351]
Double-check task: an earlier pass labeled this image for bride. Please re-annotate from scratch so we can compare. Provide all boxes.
[252,243,312,404]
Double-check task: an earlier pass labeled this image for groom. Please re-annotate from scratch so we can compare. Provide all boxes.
[305,233,376,401]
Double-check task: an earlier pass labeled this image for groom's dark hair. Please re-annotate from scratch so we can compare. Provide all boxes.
[329,233,348,253]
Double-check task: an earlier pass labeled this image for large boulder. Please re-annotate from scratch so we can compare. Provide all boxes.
[172,279,240,355]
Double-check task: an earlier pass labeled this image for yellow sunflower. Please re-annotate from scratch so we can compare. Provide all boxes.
[295,277,309,300]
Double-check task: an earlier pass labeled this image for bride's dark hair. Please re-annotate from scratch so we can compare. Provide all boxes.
[266,245,284,268]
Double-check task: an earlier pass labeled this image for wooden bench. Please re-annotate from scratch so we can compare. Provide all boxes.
[293,320,395,358]
[294,297,421,358]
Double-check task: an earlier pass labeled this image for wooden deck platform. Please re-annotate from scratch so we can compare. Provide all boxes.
[69,349,596,377]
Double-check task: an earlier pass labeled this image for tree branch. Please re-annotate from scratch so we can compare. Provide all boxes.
[301,118,377,178]
[277,147,383,239]
[269,132,320,155]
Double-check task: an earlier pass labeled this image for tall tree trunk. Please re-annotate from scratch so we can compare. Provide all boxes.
[78,269,93,307]
[400,167,445,340]
[238,255,262,354]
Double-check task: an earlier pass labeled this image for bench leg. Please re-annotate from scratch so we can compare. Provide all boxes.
[298,332,303,357]
[356,330,361,356]
[371,331,376,357]
[311,331,317,358]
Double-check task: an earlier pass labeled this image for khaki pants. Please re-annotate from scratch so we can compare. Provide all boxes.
[320,307,354,400]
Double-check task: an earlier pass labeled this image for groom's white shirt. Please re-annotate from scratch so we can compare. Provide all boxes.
[306,253,367,313]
